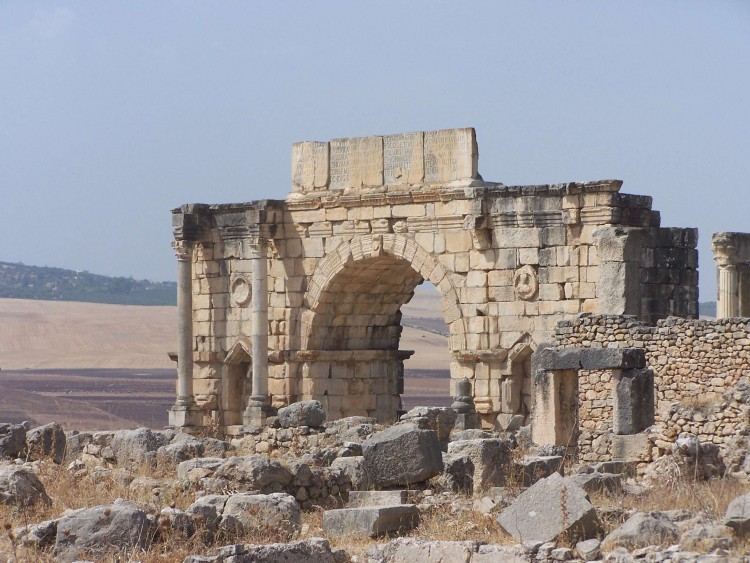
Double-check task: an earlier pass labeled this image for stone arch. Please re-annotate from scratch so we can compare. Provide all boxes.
[302,234,466,352]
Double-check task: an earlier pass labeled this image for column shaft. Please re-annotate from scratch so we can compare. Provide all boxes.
[176,242,194,405]
[717,264,739,318]
[250,241,268,403]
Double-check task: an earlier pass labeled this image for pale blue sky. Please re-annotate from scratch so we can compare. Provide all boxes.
[1,2,748,301]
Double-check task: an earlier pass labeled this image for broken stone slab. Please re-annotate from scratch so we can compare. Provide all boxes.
[348,490,408,508]
[110,427,169,469]
[446,438,513,494]
[53,499,152,562]
[177,457,224,481]
[157,433,205,466]
[323,504,419,537]
[724,492,750,536]
[26,422,66,464]
[601,511,679,551]
[516,455,563,487]
[277,400,326,428]
[362,423,442,488]
[497,473,601,543]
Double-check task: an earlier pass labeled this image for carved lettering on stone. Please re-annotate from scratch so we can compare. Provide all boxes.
[329,136,383,190]
[384,132,424,185]
[423,128,478,183]
[513,265,539,301]
[291,141,329,192]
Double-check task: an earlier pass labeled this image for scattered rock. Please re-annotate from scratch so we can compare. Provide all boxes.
[110,427,167,469]
[445,438,512,494]
[26,422,66,464]
[575,538,601,561]
[277,400,326,428]
[400,407,457,449]
[601,511,679,551]
[221,492,300,539]
[323,504,419,537]
[516,455,563,486]
[53,499,152,562]
[0,465,51,507]
[214,455,293,493]
[185,537,344,563]
[724,492,750,536]
[0,423,27,459]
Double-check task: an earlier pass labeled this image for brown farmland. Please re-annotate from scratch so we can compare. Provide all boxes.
[0,289,451,429]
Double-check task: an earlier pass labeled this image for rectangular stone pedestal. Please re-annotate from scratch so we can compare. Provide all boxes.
[168,405,202,428]
[323,505,419,537]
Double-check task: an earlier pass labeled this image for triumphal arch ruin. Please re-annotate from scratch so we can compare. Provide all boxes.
[169,128,698,434]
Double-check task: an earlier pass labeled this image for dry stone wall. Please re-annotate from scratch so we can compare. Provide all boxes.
[553,314,750,460]
[170,127,699,435]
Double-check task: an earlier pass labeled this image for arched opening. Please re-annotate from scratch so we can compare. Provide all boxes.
[299,236,463,422]
[400,284,452,411]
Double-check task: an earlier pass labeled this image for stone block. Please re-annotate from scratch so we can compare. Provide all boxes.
[446,438,512,494]
[323,505,419,537]
[610,434,651,462]
[384,132,424,185]
[613,368,654,435]
[579,348,646,370]
[362,423,443,488]
[291,141,329,191]
[348,490,408,508]
[516,455,564,487]
[329,135,383,190]
[423,128,478,183]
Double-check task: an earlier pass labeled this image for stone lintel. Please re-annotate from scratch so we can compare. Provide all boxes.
[533,347,646,372]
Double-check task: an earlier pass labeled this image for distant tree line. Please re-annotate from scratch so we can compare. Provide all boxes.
[0,261,176,306]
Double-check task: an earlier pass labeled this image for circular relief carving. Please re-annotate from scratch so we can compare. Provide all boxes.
[513,265,539,301]
[231,276,252,307]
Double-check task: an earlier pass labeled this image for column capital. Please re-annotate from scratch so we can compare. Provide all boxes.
[172,239,194,262]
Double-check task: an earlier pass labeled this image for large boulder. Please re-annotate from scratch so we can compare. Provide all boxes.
[331,456,370,490]
[214,455,293,493]
[0,465,51,507]
[446,439,513,494]
[187,494,229,541]
[601,511,679,551]
[110,427,169,468]
[26,422,66,464]
[323,505,419,537]
[221,492,300,539]
[53,499,152,561]
[362,423,443,488]
[177,457,224,482]
[497,473,601,543]
[277,400,326,428]
[365,538,528,563]
[0,423,27,459]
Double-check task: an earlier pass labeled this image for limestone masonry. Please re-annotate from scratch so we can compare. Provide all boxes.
[168,127,721,442]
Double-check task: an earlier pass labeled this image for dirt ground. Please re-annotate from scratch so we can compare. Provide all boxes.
[0,290,452,429]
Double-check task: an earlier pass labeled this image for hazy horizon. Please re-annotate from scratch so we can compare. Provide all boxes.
[2,2,748,300]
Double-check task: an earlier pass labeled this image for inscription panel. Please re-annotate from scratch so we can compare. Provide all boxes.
[330,136,383,190]
[423,128,478,183]
[384,132,424,185]
[292,141,329,192]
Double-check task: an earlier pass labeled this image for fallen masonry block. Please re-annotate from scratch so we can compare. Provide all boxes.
[323,505,419,537]
[516,455,564,487]
[348,490,408,508]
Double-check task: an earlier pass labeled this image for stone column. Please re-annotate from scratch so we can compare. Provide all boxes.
[169,239,201,428]
[243,238,271,426]
[717,264,740,318]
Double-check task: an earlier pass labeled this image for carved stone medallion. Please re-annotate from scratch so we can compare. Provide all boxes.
[231,276,252,307]
[513,265,539,301]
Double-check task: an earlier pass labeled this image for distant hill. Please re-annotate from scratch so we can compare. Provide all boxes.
[699,301,716,318]
[0,261,176,305]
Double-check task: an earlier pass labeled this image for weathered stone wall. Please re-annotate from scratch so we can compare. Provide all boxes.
[171,128,699,434]
[553,314,750,460]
